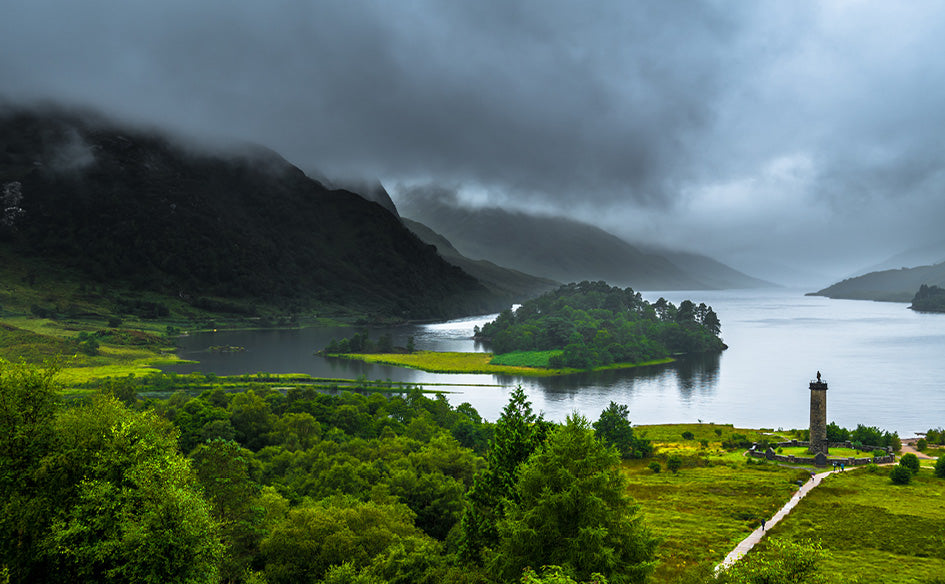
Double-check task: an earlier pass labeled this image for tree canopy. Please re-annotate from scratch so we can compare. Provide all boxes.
[490,414,657,584]
[476,281,724,369]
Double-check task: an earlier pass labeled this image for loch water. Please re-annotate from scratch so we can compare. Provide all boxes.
[167,289,945,436]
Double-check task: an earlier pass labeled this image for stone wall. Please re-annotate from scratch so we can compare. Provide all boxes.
[747,440,896,467]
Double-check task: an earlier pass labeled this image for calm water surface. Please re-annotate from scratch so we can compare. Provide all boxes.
[167,289,945,435]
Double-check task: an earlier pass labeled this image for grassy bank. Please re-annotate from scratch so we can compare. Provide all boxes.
[331,350,674,377]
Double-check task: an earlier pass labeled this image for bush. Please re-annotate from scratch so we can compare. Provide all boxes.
[872,449,887,458]
[890,464,913,485]
[916,438,928,451]
[700,439,709,449]
[900,453,920,474]
[865,463,879,473]
[721,433,752,451]
[681,431,694,440]
[667,455,682,474]
[648,461,661,474]
[935,456,945,479]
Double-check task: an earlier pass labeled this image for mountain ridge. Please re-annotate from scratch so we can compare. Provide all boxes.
[0,106,500,320]
[396,190,769,291]
[810,261,945,302]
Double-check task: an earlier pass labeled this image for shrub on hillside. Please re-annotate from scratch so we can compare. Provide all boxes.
[648,462,661,474]
[900,453,920,474]
[916,438,928,451]
[667,455,682,474]
[934,456,945,479]
[890,464,912,485]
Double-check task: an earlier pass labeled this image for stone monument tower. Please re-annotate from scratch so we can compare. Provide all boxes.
[808,371,828,455]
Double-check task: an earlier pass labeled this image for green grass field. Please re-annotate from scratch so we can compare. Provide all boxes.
[335,350,580,376]
[758,467,945,583]
[623,435,807,582]
[776,445,867,458]
[336,350,674,377]
[489,349,563,367]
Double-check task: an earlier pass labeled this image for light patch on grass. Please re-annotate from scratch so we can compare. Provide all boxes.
[335,351,675,377]
[333,351,578,376]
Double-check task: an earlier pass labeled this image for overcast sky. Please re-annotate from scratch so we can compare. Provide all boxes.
[3,1,945,284]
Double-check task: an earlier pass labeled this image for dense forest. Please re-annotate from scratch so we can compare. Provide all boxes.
[476,281,724,369]
[910,284,945,312]
[1,359,660,584]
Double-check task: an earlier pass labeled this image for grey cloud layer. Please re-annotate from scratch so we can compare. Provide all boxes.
[3,1,945,279]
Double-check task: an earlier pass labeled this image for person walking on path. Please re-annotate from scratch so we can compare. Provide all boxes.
[761,518,766,531]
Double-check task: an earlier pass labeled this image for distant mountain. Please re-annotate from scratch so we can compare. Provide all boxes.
[635,246,773,290]
[810,261,945,302]
[401,218,559,301]
[397,191,768,290]
[853,239,945,277]
[0,106,500,320]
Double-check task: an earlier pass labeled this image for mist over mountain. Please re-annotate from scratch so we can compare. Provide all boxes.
[401,218,559,301]
[396,187,767,291]
[852,239,945,277]
[0,106,500,319]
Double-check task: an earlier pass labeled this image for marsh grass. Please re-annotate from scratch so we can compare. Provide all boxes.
[759,468,945,583]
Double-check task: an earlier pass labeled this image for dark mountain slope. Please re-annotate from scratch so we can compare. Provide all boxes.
[810,262,945,302]
[402,218,558,301]
[0,107,497,319]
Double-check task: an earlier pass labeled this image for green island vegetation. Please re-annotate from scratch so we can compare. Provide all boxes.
[323,281,721,376]
[476,281,724,370]
[3,356,940,584]
[911,284,945,312]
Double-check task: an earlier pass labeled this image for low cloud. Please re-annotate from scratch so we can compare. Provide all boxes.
[3,1,945,279]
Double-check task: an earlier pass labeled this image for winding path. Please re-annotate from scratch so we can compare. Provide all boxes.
[716,468,836,571]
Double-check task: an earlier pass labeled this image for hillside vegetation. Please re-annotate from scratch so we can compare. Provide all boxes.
[0,106,501,321]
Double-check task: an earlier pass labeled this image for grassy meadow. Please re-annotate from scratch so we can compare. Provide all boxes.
[757,467,945,583]
[335,350,578,376]
[336,349,675,377]
[631,425,945,583]
[627,424,809,582]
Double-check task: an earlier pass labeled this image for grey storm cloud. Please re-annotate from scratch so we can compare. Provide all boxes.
[4,0,945,281]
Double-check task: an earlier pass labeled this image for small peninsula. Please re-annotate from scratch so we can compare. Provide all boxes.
[324,281,724,376]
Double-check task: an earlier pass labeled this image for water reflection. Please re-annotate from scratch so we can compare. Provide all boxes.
[675,353,721,401]
[163,289,945,434]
